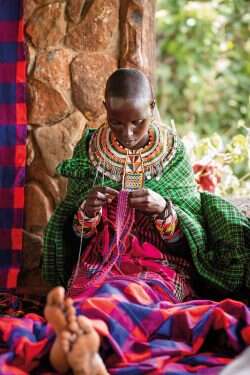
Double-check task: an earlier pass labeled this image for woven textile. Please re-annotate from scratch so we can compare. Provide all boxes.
[0,0,27,289]
[42,128,250,299]
[68,191,194,301]
[68,190,136,295]
[0,285,250,374]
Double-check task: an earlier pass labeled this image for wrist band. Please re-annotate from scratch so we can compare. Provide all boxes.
[152,199,172,221]
[154,200,177,238]
[79,200,102,223]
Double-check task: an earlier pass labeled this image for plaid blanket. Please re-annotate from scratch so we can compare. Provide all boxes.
[42,128,250,300]
[0,0,27,289]
[0,281,250,374]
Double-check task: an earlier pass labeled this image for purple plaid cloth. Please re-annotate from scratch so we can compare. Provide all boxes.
[0,0,27,289]
[0,282,249,374]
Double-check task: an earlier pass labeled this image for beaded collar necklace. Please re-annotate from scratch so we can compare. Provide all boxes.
[89,122,177,185]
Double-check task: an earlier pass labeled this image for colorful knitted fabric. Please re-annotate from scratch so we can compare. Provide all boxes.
[42,127,250,299]
[0,0,27,289]
[0,286,250,374]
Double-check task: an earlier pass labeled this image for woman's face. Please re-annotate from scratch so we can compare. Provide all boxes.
[105,98,154,150]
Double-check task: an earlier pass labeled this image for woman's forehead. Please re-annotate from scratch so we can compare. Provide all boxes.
[107,97,151,113]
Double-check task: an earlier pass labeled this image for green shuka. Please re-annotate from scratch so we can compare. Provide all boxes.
[42,128,250,299]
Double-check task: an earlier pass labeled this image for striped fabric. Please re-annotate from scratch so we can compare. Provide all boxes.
[68,191,194,301]
[0,0,27,289]
[0,283,250,374]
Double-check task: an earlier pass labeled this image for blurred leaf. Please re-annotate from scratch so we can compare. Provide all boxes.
[156,0,250,194]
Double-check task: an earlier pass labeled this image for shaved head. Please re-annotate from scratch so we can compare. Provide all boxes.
[104,69,155,149]
[105,68,154,103]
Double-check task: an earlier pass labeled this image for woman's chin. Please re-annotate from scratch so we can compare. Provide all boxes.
[119,140,138,149]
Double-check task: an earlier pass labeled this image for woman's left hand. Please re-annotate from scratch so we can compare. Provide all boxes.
[128,188,166,215]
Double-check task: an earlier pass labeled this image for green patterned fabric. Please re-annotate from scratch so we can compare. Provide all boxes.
[42,128,250,298]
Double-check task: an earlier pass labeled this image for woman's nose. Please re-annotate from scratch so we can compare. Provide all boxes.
[123,124,134,138]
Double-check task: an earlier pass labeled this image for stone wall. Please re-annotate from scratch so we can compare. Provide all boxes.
[21,0,156,291]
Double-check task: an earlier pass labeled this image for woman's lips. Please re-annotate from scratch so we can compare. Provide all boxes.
[121,139,137,145]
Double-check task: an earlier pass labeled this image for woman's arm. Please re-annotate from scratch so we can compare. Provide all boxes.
[73,186,119,238]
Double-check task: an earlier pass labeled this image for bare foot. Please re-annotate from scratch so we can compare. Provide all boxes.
[44,286,76,373]
[45,286,65,332]
[44,287,108,374]
[61,316,109,375]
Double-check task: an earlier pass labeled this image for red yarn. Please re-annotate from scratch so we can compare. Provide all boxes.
[68,191,135,296]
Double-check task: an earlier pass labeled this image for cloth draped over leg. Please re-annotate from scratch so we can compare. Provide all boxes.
[0,284,250,374]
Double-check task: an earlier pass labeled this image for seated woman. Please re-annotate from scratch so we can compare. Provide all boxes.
[42,68,250,374]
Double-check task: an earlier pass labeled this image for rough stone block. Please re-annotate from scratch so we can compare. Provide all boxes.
[26,2,66,48]
[66,0,119,54]
[34,111,87,176]
[71,53,117,120]
[28,79,71,125]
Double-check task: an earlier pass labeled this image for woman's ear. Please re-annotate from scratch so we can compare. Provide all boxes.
[150,99,156,110]
[150,100,156,117]
[103,100,107,109]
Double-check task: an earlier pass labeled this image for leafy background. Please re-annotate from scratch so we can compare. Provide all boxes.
[155,0,250,196]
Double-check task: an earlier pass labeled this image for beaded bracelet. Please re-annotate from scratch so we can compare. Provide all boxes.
[78,201,102,223]
[73,201,102,238]
[154,200,178,240]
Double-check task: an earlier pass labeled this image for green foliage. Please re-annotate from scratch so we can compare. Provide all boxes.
[156,0,250,138]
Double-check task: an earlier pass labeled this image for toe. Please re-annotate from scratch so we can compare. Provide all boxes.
[61,330,72,340]
[65,297,74,307]
[47,286,65,307]
[44,287,67,332]
[66,305,76,319]
[61,330,76,353]
[65,298,76,323]
[77,316,92,334]
[69,320,79,333]
[61,337,70,353]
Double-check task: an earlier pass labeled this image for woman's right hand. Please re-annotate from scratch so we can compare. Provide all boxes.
[84,187,119,218]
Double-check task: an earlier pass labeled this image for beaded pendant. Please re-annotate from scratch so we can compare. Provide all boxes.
[122,150,144,191]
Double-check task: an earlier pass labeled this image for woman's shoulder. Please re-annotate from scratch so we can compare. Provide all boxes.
[153,121,181,163]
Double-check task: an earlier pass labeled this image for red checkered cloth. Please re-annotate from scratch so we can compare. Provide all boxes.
[0,0,27,289]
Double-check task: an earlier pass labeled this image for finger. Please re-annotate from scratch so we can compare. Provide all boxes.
[84,206,101,216]
[87,191,107,201]
[129,196,151,205]
[129,201,156,213]
[84,203,103,217]
[85,201,105,210]
[106,193,117,200]
[129,188,149,198]
[102,187,119,197]
[134,207,155,214]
